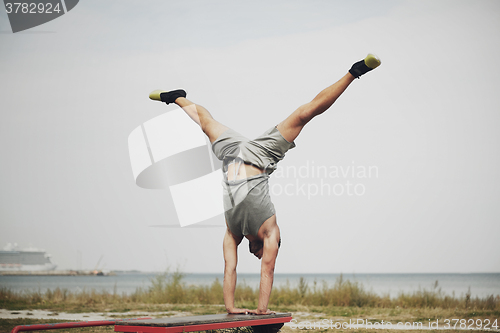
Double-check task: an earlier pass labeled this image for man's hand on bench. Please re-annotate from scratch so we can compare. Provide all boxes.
[226,307,276,315]
[226,307,251,314]
[248,309,276,315]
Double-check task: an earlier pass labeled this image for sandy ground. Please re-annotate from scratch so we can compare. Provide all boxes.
[2,309,499,332]
[0,309,189,321]
[0,309,320,321]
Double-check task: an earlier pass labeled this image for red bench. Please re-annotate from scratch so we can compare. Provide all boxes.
[114,313,292,333]
[11,313,292,333]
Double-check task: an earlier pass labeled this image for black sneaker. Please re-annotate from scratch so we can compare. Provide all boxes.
[149,89,187,104]
[349,54,381,78]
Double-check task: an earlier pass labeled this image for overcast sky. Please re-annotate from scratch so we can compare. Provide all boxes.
[1,0,499,274]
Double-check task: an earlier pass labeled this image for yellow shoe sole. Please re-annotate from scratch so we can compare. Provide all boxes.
[364,54,381,69]
[149,89,164,101]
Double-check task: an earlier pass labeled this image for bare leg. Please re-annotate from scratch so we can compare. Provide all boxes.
[174,97,229,143]
[277,72,356,142]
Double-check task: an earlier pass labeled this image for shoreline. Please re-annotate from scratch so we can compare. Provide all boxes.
[1,272,499,299]
[0,270,113,276]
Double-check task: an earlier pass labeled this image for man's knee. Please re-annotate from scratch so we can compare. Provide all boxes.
[201,118,218,137]
[297,103,316,125]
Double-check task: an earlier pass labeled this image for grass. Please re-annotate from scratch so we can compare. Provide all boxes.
[1,271,499,332]
[1,271,498,312]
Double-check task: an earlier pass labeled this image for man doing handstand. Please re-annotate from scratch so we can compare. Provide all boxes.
[149,54,381,315]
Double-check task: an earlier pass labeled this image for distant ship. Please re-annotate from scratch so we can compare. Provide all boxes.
[0,243,57,272]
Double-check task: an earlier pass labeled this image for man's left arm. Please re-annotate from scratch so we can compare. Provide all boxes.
[223,230,249,314]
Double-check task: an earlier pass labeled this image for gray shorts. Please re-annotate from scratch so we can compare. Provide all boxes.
[212,126,296,175]
[211,126,296,237]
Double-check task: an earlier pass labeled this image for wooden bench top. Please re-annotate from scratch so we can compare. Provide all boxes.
[114,312,292,332]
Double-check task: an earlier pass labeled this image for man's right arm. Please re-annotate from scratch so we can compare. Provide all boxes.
[248,226,280,315]
[255,234,279,314]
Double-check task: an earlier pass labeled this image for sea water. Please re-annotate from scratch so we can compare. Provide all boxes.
[0,273,498,298]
